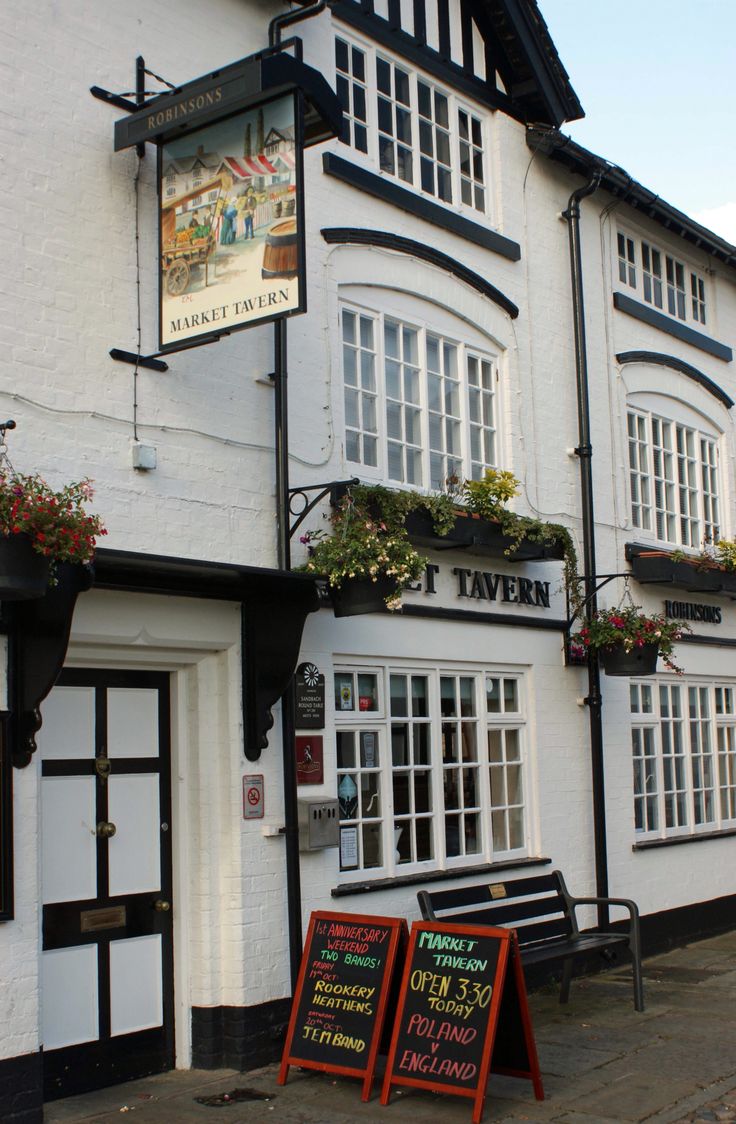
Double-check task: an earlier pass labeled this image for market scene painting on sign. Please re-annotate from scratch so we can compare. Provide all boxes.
[159,93,302,349]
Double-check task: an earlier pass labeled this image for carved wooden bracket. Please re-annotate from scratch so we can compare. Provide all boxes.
[7,547,322,766]
[241,580,320,760]
[10,563,93,768]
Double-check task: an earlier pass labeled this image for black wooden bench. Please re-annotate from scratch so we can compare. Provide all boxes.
[417,870,644,1011]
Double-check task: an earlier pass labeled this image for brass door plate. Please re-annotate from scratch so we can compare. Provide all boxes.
[80,905,126,932]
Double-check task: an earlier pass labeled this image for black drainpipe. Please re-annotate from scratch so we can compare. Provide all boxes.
[267,0,328,989]
[269,0,326,48]
[562,170,610,928]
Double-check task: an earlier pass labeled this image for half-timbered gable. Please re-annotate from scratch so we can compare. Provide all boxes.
[329,0,584,124]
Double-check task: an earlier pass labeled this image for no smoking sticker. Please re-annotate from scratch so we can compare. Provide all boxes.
[243,774,264,819]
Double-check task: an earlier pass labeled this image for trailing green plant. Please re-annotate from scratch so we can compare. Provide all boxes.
[570,605,687,673]
[349,483,456,538]
[704,539,736,572]
[302,488,449,610]
[300,472,579,611]
[458,469,579,608]
[461,468,521,521]
[0,472,107,576]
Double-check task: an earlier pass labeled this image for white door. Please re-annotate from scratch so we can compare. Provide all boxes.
[39,669,174,1100]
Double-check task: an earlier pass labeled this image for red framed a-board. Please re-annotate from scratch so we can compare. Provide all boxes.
[279,911,407,1100]
[381,922,543,1123]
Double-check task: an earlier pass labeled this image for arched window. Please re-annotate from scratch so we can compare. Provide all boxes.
[626,403,720,547]
[621,359,731,549]
[340,292,501,489]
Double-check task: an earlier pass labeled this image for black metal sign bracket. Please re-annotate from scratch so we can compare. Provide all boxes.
[287,478,359,541]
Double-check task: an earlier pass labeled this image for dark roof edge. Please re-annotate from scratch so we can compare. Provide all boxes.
[526,124,736,271]
[507,0,584,124]
[91,546,320,604]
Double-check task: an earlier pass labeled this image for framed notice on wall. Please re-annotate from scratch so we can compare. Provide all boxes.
[158,92,305,352]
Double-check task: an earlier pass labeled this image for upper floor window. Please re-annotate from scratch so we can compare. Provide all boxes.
[335,35,487,215]
[631,680,736,841]
[336,662,528,878]
[341,304,498,489]
[617,231,707,328]
[377,57,414,183]
[335,36,368,153]
[627,408,720,548]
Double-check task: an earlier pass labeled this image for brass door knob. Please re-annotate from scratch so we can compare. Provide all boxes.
[96,821,117,838]
[154,899,171,912]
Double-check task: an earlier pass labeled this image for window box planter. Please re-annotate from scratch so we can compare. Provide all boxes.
[0,533,50,600]
[599,642,659,677]
[328,575,397,617]
[404,509,566,562]
[625,545,736,596]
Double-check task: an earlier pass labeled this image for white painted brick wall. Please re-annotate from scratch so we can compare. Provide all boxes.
[2,0,736,1065]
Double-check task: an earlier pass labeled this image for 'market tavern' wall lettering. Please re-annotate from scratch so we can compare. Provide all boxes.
[453,568,551,608]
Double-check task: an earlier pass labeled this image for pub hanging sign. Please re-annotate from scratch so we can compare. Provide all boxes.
[158,92,305,352]
[111,51,342,355]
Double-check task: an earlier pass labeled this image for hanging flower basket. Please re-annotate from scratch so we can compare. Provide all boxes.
[329,575,399,618]
[0,532,50,600]
[570,604,687,675]
[599,641,659,677]
[0,472,106,593]
[302,490,426,614]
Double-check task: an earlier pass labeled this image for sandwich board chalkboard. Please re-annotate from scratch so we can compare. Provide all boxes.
[381,922,543,1123]
[279,911,407,1100]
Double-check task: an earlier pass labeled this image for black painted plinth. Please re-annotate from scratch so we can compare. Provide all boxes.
[0,1051,42,1124]
[191,999,292,1071]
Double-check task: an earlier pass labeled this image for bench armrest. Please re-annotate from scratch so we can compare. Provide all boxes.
[567,894,640,921]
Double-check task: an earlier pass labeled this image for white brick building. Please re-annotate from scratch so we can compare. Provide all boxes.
[1,0,735,1119]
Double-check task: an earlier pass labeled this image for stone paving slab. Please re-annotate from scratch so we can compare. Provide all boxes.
[44,933,736,1124]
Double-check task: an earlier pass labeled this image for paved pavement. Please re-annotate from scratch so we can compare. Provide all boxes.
[45,931,736,1124]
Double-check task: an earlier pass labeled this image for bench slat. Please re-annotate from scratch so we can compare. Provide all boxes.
[521,932,629,964]
[461,895,567,929]
[419,872,560,913]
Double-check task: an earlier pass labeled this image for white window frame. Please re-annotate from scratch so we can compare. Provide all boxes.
[334,30,489,219]
[615,228,708,329]
[341,298,500,489]
[626,405,721,548]
[630,679,736,842]
[334,661,529,880]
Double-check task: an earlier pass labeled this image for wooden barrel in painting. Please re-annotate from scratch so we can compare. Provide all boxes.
[262,219,298,279]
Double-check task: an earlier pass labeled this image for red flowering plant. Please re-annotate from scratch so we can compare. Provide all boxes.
[571,605,688,673]
[0,473,107,577]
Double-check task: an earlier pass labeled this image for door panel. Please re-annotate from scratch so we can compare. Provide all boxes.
[38,686,95,759]
[42,945,99,1050]
[108,775,161,895]
[110,935,164,1036]
[107,689,160,758]
[40,669,174,1100]
[41,776,97,903]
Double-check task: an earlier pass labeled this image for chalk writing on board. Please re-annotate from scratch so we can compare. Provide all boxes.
[279,911,406,1101]
[392,929,498,1086]
[382,922,543,1124]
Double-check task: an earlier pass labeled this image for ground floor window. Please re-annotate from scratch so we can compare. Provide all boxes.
[335,661,528,876]
[630,679,736,839]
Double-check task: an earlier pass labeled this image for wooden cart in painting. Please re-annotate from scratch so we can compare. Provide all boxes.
[161,177,223,296]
